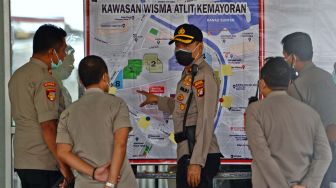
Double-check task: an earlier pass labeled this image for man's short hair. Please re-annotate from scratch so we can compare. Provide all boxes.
[78,55,108,87]
[261,57,291,89]
[281,32,313,61]
[33,24,67,54]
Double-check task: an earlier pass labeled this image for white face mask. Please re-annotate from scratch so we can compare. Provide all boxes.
[51,49,63,69]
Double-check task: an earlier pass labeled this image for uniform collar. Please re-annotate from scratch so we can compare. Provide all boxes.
[267,90,288,98]
[30,57,49,69]
[299,61,315,75]
[85,88,104,94]
[183,58,205,74]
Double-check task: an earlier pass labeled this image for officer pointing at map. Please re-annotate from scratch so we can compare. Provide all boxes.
[137,24,222,188]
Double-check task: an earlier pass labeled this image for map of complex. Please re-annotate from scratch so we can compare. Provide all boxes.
[86,0,261,161]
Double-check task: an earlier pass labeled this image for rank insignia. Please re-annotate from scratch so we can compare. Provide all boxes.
[46,88,56,101]
[179,103,186,111]
[183,76,192,86]
[177,93,185,101]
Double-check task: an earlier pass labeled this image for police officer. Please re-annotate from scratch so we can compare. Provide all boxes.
[246,57,332,188]
[282,32,336,188]
[8,24,73,188]
[137,24,221,188]
[56,55,138,188]
[52,45,75,107]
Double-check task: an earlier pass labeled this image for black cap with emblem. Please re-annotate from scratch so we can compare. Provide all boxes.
[169,24,203,45]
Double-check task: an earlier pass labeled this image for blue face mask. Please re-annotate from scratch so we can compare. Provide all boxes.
[333,70,336,84]
[51,49,63,69]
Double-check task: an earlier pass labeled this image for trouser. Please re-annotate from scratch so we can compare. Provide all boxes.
[16,169,63,188]
[176,153,221,188]
[321,142,336,188]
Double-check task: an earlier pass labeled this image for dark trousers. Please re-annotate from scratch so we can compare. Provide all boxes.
[176,153,221,188]
[16,169,63,188]
[321,143,336,188]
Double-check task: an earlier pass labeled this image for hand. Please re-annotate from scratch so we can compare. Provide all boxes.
[326,124,336,142]
[291,185,306,188]
[136,90,158,107]
[59,164,74,185]
[94,163,111,182]
[187,164,201,188]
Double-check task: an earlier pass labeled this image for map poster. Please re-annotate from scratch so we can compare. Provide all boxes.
[85,0,264,163]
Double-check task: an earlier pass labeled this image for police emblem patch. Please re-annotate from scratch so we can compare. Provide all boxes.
[46,88,56,101]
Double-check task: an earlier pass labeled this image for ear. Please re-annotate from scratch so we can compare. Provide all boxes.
[258,79,267,90]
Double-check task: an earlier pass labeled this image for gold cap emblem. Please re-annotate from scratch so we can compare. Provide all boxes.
[178,27,185,35]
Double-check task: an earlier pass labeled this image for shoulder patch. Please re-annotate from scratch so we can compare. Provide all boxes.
[194,80,204,89]
[46,88,56,101]
[44,82,57,87]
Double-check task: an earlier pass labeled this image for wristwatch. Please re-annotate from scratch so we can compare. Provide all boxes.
[105,182,115,188]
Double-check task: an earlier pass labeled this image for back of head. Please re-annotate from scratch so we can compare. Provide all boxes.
[281,32,313,61]
[33,24,67,54]
[261,57,291,90]
[78,55,108,87]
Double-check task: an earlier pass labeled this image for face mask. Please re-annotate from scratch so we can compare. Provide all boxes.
[51,49,63,69]
[175,44,199,66]
[333,70,336,84]
[52,63,74,80]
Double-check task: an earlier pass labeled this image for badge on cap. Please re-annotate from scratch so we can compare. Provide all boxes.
[178,27,185,35]
[46,88,56,101]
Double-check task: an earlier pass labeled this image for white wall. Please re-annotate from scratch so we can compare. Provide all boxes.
[265,0,336,72]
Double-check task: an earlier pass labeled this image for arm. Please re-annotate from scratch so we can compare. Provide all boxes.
[106,128,130,185]
[137,90,175,114]
[56,111,109,182]
[57,144,109,182]
[157,96,175,114]
[41,120,72,182]
[190,73,218,167]
[245,105,289,188]
[300,118,332,187]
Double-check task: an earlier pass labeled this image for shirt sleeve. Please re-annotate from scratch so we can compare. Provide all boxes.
[56,110,73,145]
[157,96,175,115]
[300,115,332,187]
[113,99,133,133]
[245,104,289,188]
[190,72,218,167]
[34,76,60,123]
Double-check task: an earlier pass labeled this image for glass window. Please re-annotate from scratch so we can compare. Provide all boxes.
[10,0,84,187]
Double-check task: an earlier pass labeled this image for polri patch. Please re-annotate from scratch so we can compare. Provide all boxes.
[46,88,56,101]
[194,80,204,89]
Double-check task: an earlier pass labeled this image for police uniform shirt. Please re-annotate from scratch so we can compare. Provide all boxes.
[8,57,63,170]
[157,58,221,167]
[56,88,138,188]
[288,61,336,127]
[246,91,332,188]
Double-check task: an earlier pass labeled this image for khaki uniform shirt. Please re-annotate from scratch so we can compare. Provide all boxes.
[8,57,63,170]
[246,91,332,188]
[288,61,336,127]
[56,88,138,188]
[157,59,220,167]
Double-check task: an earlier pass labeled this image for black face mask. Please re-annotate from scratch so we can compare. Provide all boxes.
[175,49,194,66]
